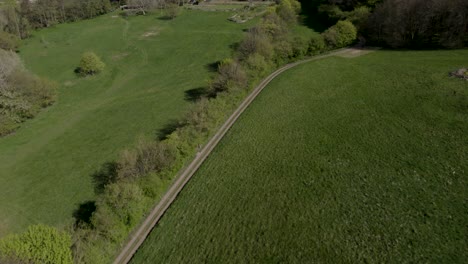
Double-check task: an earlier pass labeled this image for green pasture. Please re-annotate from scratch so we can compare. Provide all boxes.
[132,49,468,263]
[0,10,254,236]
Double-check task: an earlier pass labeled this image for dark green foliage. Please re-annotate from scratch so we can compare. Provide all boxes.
[308,34,326,54]
[305,0,468,49]
[368,0,468,48]
[0,224,73,264]
[291,36,309,59]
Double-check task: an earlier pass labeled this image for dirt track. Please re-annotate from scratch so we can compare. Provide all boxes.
[113,48,365,264]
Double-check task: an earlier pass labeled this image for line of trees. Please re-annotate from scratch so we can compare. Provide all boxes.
[0,0,113,40]
[303,0,468,48]
[124,0,181,16]
[367,0,468,48]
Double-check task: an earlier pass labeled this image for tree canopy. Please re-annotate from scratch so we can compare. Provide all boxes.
[0,224,73,264]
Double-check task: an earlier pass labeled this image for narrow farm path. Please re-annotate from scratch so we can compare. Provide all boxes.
[113,47,368,264]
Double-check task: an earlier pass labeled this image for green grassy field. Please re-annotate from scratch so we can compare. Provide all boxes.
[132,50,468,263]
[0,10,255,237]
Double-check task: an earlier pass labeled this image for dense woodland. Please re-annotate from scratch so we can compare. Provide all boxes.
[1,0,467,49]
[302,0,468,48]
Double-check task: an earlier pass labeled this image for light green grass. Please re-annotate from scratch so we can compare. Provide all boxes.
[132,50,468,263]
[0,10,256,236]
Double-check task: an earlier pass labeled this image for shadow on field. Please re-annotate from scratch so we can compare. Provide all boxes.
[205,61,221,72]
[184,87,210,102]
[92,162,119,194]
[157,16,173,21]
[229,42,240,51]
[157,119,184,140]
[299,1,332,32]
[73,201,96,226]
[72,162,120,226]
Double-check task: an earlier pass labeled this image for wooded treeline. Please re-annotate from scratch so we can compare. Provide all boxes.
[0,0,112,40]
[302,0,468,48]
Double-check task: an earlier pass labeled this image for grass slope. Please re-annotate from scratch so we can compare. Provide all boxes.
[0,10,254,236]
[132,50,468,263]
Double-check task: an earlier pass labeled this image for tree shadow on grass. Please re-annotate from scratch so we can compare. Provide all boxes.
[92,162,119,195]
[205,61,221,73]
[157,16,173,21]
[185,87,210,102]
[73,201,96,227]
[156,119,185,140]
[229,42,240,52]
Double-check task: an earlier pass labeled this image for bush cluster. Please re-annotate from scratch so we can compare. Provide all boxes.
[0,49,57,136]
[0,224,73,264]
[322,20,357,48]
[78,52,105,76]
[116,140,176,181]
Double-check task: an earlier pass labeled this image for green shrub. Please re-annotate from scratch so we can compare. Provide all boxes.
[273,40,294,64]
[0,224,73,264]
[291,36,309,59]
[276,0,301,24]
[245,53,270,78]
[347,6,371,29]
[78,52,105,75]
[211,59,248,93]
[308,34,326,55]
[258,12,287,40]
[117,140,177,180]
[322,20,357,48]
[238,29,274,61]
[166,3,180,19]
[95,182,148,227]
[0,31,20,51]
